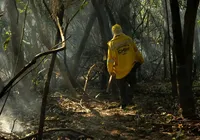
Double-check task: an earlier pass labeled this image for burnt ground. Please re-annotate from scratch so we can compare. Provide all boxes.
[1,82,200,140]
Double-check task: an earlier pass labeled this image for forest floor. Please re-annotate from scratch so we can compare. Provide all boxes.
[1,82,200,140]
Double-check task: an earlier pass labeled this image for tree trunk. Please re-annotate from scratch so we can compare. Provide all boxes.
[38,51,56,140]
[170,0,199,119]
[118,0,132,36]
[181,0,199,118]
[163,34,168,79]
[72,11,97,76]
[91,0,112,47]
[7,0,24,74]
[183,0,199,87]
[92,0,114,93]
[194,25,200,68]
[104,0,116,26]
[162,0,171,80]
[172,50,178,95]
[194,25,200,74]
[163,0,176,94]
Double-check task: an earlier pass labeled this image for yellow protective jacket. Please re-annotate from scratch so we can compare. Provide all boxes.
[107,33,144,79]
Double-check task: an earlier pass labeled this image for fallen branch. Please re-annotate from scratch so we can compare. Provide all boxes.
[170,119,200,123]
[84,63,96,91]
[83,62,104,91]
[11,119,17,134]
[0,37,70,99]
[19,128,94,140]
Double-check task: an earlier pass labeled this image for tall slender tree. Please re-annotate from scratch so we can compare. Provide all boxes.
[170,0,200,119]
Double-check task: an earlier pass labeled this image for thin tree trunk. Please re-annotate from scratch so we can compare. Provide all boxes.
[165,0,178,95]
[91,0,110,48]
[162,0,169,80]
[38,52,56,140]
[92,0,113,93]
[165,0,177,95]
[183,1,199,87]
[163,35,167,79]
[72,11,97,76]
[118,0,132,36]
[105,0,116,26]
[170,0,199,119]
[7,0,24,74]
[164,0,172,80]
[181,0,199,118]
[172,50,177,95]
[194,26,200,74]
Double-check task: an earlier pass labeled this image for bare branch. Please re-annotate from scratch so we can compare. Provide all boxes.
[0,37,70,99]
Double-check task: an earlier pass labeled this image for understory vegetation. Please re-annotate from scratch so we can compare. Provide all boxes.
[0,0,200,139]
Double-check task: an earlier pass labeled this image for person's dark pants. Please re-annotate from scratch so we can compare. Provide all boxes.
[116,62,140,107]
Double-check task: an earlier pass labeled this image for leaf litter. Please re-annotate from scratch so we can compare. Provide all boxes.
[1,82,200,139]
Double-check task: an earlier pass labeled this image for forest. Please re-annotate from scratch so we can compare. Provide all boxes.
[0,0,200,139]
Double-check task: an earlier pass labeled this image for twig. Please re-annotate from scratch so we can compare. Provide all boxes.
[83,62,104,91]
[10,119,17,134]
[0,37,70,99]
[90,72,99,81]
[134,9,148,32]
[19,128,94,140]
[9,56,47,92]
[0,56,47,115]
[43,0,87,30]
[152,57,163,78]
[0,88,11,115]
[149,52,164,63]
[84,64,96,91]
[170,119,200,123]
[68,0,87,23]
[106,75,113,93]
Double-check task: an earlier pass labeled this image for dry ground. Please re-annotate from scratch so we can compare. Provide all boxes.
[1,82,200,140]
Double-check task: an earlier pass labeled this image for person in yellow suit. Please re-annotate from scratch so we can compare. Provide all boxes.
[107,24,144,109]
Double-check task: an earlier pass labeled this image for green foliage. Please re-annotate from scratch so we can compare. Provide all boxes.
[18,8,25,14]
[16,0,29,14]
[2,30,11,51]
[3,36,11,51]
[80,0,88,10]
[16,0,26,6]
